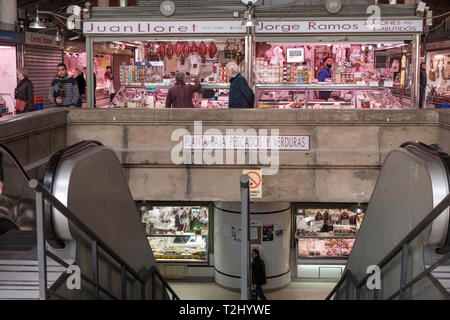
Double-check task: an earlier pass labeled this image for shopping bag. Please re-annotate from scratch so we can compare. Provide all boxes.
[15,99,27,112]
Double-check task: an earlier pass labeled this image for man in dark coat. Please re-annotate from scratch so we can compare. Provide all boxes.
[251,248,267,300]
[165,72,201,108]
[226,62,254,108]
[14,68,35,113]
[83,67,97,107]
[419,62,427,109]
[74,69,86,108]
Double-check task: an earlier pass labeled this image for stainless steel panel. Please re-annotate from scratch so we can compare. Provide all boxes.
[343,146,449,299]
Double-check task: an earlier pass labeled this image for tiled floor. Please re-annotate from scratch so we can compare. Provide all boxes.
[168,280,337,300]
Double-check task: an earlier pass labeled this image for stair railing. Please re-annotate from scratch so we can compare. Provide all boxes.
[29,178,180,301]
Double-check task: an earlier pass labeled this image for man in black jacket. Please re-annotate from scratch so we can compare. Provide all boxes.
[225,62,254,108]
[419,62,427,109]
[251,248,267,300]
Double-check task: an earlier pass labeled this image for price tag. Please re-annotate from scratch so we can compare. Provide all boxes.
[356,81,366,86]
[384,81,394,87]
[369,81,379,87]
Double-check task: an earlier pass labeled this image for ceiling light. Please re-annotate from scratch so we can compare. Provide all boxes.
[29,8,47,29]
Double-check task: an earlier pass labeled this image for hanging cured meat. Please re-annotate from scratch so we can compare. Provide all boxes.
[190,42,198,55]
[158,43,165,60]
[166,42,174,60]
[199,41,207,63]
[183,42,190,57]
[175,41,183,57]
[208,41,217,59]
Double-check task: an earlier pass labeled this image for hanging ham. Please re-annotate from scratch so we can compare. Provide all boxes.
[158,43,165,60]
[166,42,174,60]
[175,41,183,57]
[208,41,217,59]
[199,41,207,63]
[190,42,198,55]
[183,42,190,57]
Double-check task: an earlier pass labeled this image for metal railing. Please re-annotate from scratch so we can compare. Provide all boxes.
[326,192,450,300]
[29,178,180,301]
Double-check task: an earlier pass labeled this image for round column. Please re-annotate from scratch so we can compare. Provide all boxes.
[214,201,291,291]
[0,0,17,31]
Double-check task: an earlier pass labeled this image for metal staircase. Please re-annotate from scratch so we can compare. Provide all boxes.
[0,142,179,300]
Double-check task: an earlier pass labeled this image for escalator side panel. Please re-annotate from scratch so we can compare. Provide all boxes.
[343,148,448,299]
[50,146,163,299]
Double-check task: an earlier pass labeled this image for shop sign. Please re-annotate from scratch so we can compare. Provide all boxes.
[183,135,310,151]
[0,31,20,43]
[25,32,59,48]
[255,19,423,34]
[83,19,423,35]
[83,20,245,35]
[243,170,262,199]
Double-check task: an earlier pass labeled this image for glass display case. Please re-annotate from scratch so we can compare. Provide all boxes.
[254,41,403,109]
[295,208,364,262]
[149,234,207,262]
[142,206,209,262]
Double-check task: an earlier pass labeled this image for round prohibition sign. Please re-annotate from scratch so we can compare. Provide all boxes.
[245,171,261,189]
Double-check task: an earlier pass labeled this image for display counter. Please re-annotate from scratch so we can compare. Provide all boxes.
[142,206,209,263]
[295,207,364,279]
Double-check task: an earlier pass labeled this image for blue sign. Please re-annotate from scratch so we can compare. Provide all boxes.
[0,31,20,44]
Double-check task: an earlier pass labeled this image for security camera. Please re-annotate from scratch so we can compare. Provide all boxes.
[416,1,426,15]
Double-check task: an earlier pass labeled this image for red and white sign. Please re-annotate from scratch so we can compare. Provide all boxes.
[25,32,60,47]
[83,19,423,35]
[183,135,310,151]
[243,170,262,199]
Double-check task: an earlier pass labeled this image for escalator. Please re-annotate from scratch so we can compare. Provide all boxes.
[0,141,177,300]
[329,142,450,300]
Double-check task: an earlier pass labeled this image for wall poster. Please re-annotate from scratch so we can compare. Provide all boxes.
[263,224,274,242]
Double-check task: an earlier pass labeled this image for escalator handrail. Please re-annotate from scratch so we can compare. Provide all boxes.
[400,141,450,252]
[326,192,450,300]
[0,143,31,183]
[43,140,104,249]
[29,178,180,300]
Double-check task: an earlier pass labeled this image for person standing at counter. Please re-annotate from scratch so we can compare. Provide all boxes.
[419,62,427,109]
[165,72,201,108]
[318,56,333,101]
[14,69,35,114]
[104,66,115,104]
[74,69,86,108]
[83,67,97,107]
[226,62,254,109]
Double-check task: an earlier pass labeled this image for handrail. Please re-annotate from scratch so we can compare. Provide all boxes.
[326,192,450,300]
[28,178,180,300]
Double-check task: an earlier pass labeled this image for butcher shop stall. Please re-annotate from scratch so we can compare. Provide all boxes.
[83,19,249,109]
[83,6,424,110]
